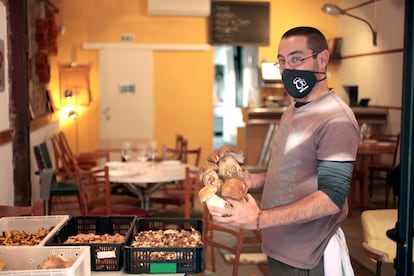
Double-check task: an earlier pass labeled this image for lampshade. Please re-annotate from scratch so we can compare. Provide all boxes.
[321,2,378,46]
[68,110,78,120]
[64,89,73,99]
[321,3,345,16]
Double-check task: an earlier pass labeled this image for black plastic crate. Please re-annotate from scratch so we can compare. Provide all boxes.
[124,218,204,274]
[45,215,136,271]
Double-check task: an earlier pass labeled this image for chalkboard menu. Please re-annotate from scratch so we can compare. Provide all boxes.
[210,1,270,45]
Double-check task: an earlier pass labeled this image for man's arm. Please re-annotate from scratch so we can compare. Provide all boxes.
[243,170,266,190]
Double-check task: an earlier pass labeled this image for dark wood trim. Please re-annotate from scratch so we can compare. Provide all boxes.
[341,48,403,59]
[0,113,57,145]
[369,105,402,111]
[9,0,31,206]
[0,129,12,145]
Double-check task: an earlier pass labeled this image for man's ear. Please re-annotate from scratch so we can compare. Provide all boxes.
[319,49,330,69]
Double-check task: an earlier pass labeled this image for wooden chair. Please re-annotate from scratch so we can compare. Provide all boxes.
[50,132,109,179]
[161,134,201,165]
[368,133,400,207]
[151,145,202,210]
[183,167,204,218]
[74,164,149,217]
[0,200,43,217]
[203,204,245,276]
[361,209,397,276]
[181,139,202,166]
[161,134,186,161]
[347,169,365,217]
[34,142,80,214]
[50,133,76,179]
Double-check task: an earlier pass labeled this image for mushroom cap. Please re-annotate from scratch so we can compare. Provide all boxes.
[199,161,219,182]
[198,185,218,203]
[218,155,243,180]
[207,145,245,164]
[220,178,248,201]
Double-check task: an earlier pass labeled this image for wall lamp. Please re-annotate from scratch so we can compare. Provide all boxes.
[321,2,377,46]
[68,110,78,120]
[64,89,73,100]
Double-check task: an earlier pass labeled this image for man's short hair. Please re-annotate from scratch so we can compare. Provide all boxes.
[282,26,328,53]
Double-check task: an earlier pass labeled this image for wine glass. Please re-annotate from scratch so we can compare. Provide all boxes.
[121,141,132,162]
[137,144,149,163]
[360,123,372,141]
[148,140,158,162]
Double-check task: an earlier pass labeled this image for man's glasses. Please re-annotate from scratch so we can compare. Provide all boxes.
[275,51,321,69]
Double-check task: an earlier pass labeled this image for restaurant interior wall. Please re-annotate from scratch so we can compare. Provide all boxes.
[335,0,404,135]
[3,0,401,207]
[46,0,340,165]
[47,0,213,162]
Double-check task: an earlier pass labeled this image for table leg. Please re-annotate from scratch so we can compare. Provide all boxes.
[122,183,146,209]
[143,182,166,210]
[360,155,370,208]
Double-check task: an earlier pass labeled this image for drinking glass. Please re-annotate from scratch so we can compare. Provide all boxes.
[121,141,132,162]
[148,140,158,162]
[137,144,149,163]
[360,123,372,141]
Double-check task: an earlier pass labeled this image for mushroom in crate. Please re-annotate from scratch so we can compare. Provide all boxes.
[198,146,248,216]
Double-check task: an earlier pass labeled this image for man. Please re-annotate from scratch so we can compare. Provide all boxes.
[209,26,360,275]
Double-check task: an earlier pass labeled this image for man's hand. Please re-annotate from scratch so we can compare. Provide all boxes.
[208,193,260,230]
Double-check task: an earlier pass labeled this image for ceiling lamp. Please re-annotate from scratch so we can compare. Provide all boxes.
[321,2,378,46]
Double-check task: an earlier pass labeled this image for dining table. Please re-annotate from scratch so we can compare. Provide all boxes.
[106,160,197,210]
[356,139,397,208]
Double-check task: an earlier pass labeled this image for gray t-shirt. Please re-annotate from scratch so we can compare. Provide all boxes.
[261,91,360,269]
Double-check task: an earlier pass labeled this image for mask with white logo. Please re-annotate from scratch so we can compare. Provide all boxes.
[282,69,326,99]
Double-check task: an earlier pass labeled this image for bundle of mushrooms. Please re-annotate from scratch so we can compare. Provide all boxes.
[198,145,248,215]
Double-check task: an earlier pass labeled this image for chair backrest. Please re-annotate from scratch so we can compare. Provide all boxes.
[162,146,182,161]
[162,134,186,161]
[372,133,401,166]
[183,167,203,219]
[58,131,75,158]
[161,135,201,166]
[175,134,185,158]
[75,165,112,215]
[33,142,53,171]
[203,204,244,276]
[50,133,75,179]
[181,140,202,166]
[0,200,43,217]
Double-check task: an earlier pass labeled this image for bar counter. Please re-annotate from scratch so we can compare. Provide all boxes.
[241,106,389,165]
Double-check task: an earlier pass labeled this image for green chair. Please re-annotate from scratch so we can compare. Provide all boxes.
[33,142,80,214]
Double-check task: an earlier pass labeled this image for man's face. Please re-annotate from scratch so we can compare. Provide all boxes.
[277,35,319,73]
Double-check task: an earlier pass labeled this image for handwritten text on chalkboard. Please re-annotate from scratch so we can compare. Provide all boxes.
[210,1,270,45]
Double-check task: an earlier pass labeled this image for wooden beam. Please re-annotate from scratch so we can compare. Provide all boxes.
[9,0,31,206]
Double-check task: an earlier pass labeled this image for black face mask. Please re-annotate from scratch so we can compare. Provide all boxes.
[282,69,327,99]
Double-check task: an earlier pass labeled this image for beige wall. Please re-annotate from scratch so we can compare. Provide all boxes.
[335,0,404,135]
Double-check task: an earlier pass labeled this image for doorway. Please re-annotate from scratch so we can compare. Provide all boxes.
[98,48,153,142]
[213,45,259,149]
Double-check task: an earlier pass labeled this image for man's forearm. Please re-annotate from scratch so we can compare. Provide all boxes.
[245,171,266,190]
